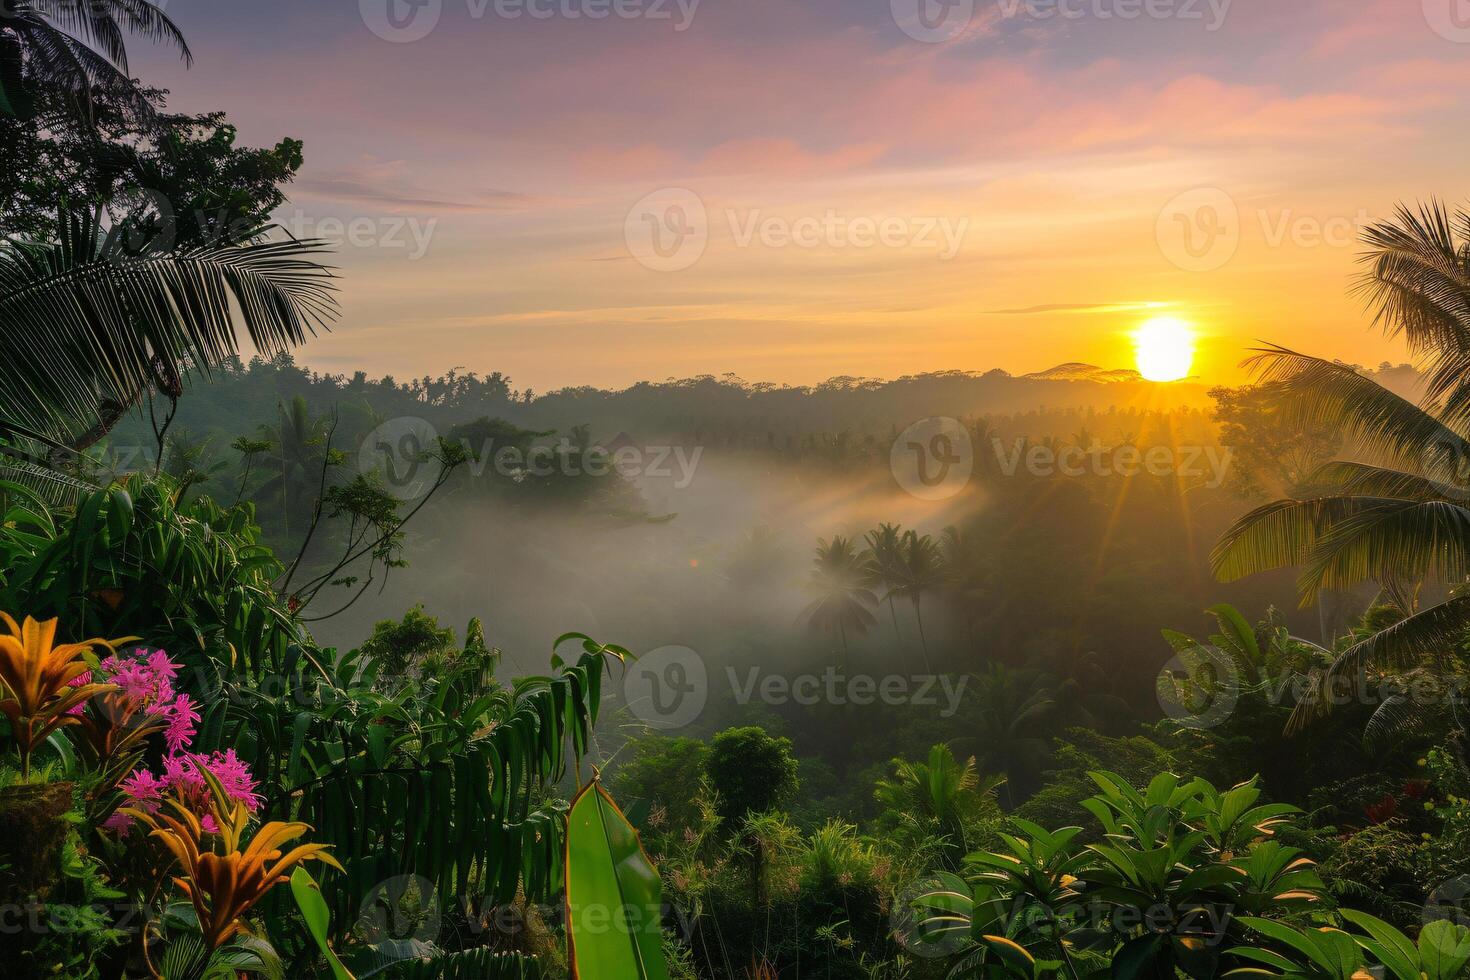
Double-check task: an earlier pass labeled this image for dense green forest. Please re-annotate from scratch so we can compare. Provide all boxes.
[3,4,1470,980]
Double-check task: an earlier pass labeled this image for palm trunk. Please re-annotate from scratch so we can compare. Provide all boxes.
[887,595,909,672]
[913,597,932,672]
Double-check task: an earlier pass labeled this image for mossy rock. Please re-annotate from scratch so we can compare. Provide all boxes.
[0,781,73,901]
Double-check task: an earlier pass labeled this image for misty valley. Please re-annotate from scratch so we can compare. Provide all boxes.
[4,2,1470,979]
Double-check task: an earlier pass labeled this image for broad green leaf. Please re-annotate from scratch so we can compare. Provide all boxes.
[1420,921,1470,980]
[290,867,357,980]
[1340,909,1419,980]
[565,781,670,980]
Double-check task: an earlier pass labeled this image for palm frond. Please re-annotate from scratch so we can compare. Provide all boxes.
[1361,686,1435,756]
[1354,201,1470,417]
[1300,499,1470,601]
[36,0,193,72]
[0,210,337,447]
[1244,346,1468,467]
[1212,495,1408,585]
[7,14,160,122]
[1287,595,1470,733]
[1307,460,1469,501]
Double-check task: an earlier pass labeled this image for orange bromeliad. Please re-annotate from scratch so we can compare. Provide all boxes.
[0,612,128,778]
[129,783,343,954]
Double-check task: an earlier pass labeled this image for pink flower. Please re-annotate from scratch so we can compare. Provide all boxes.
[100,648,179,710]
[165,694,200,754]
[191,750,263,812]
[146,650,179,687]
[119,769,164,804]
[65,670,94,716]
[110,750,262,833]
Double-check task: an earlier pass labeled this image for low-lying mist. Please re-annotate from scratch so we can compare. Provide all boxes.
[313,452,978,680]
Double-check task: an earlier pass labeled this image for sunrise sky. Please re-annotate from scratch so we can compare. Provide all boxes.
[132,0,1470,391]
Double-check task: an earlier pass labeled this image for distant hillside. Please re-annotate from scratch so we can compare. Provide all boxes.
[1021,362,1147,384]
[106,356,1222,454]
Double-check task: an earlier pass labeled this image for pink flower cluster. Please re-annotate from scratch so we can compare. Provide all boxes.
[82,648,262,835]
[109,749,261,834]
[70,648,200,754]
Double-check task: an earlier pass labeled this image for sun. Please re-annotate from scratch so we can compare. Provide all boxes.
[1133,317,1196,382]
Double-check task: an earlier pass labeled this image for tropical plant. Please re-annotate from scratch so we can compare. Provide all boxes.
[874,744,1003,869]
[913,771,1326,980]
[1233,911,1470,980]
[0,611,124,777]
[0,210,335,464]
[969,665,1056,806]
[1212,202,1470,732]
[941,523,990,647]
[255,396,335,535]
[703,727,799,826]
[0,0,190,123]
[565,779,672,979]
[0,477,304,679]
[127,769,342,970]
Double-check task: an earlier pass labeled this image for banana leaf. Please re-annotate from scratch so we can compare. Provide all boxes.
[564,780,670,980]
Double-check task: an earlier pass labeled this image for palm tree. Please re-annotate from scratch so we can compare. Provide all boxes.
[893,530,945,670]
[863,523,908,647]
[256,397,333,536]
[0,0,191,122]
[1213,202,1470,732]
[801,535,878,667]
[0,211,336,466]
[230,435,275,506]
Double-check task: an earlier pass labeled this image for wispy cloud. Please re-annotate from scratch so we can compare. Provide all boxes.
[985,302,1168,316]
